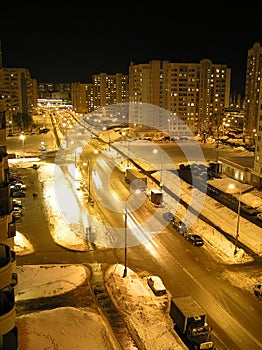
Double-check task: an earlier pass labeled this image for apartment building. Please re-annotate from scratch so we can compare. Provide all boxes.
[71,73,129,116]
[0,97,18,349]
[71,82,94,114]
[0,66,37,134]
[254,77,262,182]
[92,73,129,110]
[244,42,262,145]
[128,59,231,139]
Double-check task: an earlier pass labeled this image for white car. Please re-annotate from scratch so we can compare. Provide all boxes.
[147,276,167,296]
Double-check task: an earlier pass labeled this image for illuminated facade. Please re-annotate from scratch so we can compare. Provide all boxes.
[254,78,262,181]
[244,42,262,144]
[128,59,231,138]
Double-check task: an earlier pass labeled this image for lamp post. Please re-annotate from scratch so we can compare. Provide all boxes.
[19,133,25,158]
[122,131,130,168]
[85,149,99,203]
[123,189,141,278]
[153,148,163,189]
[228,183,241,255]
[74,147,82,168]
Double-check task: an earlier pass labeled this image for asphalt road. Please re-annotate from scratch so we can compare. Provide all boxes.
[14,148,262,350]
[7,121,261,350]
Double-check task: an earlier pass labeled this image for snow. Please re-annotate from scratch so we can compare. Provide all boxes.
[10,155,262,349]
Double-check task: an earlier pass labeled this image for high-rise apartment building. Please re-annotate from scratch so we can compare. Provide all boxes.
[128,59,231,139]
[244,42,262,144]
[0,65,37,133]
[254,76,262,180]
[71,73,129,115]
[71,82,94,114]
[92,73,129,110]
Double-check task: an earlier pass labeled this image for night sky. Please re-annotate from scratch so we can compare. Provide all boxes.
[1,3,261,96]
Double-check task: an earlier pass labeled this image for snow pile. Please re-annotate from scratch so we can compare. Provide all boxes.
[105,264,187,350]
[17,307,119,350]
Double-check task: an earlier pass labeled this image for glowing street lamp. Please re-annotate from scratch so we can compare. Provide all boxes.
[123,188,141,278]
[121,131,130,168]
[74,147,82,168]
[19,133,25,158]
[228,183,241,255]
[83,149,99,203]
[153,148,163,189]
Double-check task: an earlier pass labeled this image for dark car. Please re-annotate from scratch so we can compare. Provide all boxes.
[185,233,204,246]
[241,205,259,216]
[256,213,262,221]
[12,190,26,198]
[162,212,174,222]
[173,218,187,235]
[254,283,262,297]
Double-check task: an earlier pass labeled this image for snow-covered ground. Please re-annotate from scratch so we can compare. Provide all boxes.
[12,156,262,350]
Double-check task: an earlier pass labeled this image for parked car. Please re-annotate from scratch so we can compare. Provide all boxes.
[11,182,26,191]
[173,218,187,235]
[12,206,23,215]
[12,190,26,198]
[241,205,259,216]
[185,233,204,246]
[162,212,174,222]
[254,283,262,297]
[147,276,167,296]
[12,198,23,208]
[256,213,262,221]
[12,209,22,219]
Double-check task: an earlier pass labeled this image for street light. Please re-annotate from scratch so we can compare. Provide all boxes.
[228,183,241,255]
[121,131,130,168]
[19,133,25,158]
[153,148,163,189]
[74,147,82,167]
[123,189,141,278]
[83,149,99,203]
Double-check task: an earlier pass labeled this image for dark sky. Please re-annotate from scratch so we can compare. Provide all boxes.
[1,3,261,95]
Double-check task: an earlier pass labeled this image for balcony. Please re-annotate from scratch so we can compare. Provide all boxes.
[0,185,12,216]
[0,244,12,290]
[0,287,16,336]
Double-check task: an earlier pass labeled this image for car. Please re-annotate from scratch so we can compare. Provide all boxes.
[254,283,262,297]
[11,182,26,191]
[12,190,26,198]
[12,198,23,208]
[12,206,23,214]
[12,210,22,219]
[241,205,259,216]
[173,218,187,235]
[185,233,204,246]
[147,276,167,296]
[162,212,174,222]
[256,213,262,221]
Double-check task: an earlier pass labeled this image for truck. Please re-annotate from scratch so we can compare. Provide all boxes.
[170,296,215,350]
[151,189,163,205]
[125,168,147,189]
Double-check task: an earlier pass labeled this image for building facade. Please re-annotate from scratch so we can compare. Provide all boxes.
[244,42,262,145]
[0,96,18,349]
[0,67,37,134]
[128,59,231,139]
[71,82,94,114]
